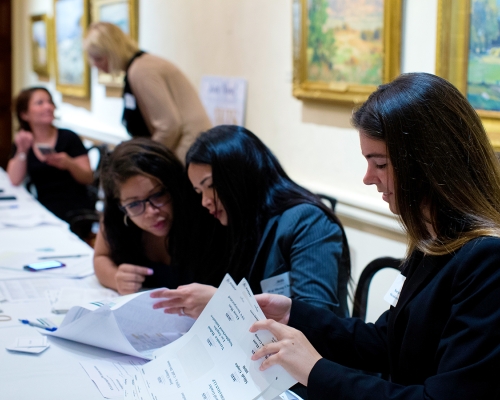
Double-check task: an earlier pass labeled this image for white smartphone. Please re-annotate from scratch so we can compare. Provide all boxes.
[36,144,56,155]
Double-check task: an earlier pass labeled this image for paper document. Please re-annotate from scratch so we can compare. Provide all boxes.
[0,278,94,302]
[79,355,147,398]
[124,275,297,400]
[45,289,195,359]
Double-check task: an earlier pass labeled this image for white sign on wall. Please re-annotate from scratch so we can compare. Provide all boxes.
[199,75,248,126]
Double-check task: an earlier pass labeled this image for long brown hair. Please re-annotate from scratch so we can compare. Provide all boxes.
[352,72,500,256]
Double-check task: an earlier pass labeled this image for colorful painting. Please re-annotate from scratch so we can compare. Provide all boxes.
[307,0,383,85]
[436,0,500,150]
[467,0,500,111]
[30,14,50,77]
[293,0,402,104]
[53,0,90,97]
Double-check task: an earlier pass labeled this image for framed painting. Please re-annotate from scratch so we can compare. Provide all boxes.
[30,14,50,77]
[53,0,90,98]
[292,0,402,104]
[91,0,138,88]
[436,0,500,150]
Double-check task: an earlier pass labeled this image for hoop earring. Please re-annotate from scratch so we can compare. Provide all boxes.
[123,214,129,227]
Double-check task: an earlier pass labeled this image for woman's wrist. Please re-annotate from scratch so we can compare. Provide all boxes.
[16,151,27,161]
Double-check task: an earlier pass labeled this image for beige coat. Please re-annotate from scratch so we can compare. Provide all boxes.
[127,53,212,162]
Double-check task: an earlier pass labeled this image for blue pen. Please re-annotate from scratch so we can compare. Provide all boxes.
[19,319,57,332]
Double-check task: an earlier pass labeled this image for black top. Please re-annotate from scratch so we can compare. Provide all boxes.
[122,51,151,138]
[11,129,94,221]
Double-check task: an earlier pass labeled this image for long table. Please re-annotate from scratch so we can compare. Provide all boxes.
[0,169,112,399]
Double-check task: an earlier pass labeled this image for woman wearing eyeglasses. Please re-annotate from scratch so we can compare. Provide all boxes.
[94,138,224,295]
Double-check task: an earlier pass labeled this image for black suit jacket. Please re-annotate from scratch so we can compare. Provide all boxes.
[289,236,500,399]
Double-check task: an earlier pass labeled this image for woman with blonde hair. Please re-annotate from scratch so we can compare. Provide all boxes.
[249,73,500,399]
[84,22,211,162]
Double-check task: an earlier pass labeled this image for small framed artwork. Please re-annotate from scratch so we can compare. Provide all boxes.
[292,0,402,104]
[91,0,139,89]
[53,0,90,98]
[436,0,500,150]
[30,14,50,77]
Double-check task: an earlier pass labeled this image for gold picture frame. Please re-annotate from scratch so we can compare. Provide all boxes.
[91,0,139,89]
[436,0,500,150]
[53,0,90,98]
[292,0,402,104]
[30,14,51,77]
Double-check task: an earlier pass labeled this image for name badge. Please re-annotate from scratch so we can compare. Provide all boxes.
[124,93,137,110]
[383,273,406,307]
[260,272,291,297]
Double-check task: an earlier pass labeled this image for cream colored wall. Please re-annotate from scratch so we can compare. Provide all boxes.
[13,0,439,319]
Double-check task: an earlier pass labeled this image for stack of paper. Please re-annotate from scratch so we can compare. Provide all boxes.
[124,275,297,400]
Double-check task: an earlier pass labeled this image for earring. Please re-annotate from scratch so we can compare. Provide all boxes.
[123,214,129,227]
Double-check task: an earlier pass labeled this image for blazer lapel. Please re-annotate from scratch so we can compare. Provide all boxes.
[391,252,451,324]
[247,214,280,292]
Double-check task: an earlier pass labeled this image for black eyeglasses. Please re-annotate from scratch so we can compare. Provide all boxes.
[120,189,172,217]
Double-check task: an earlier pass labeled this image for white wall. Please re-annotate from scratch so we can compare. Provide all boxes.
[12,0,439,316]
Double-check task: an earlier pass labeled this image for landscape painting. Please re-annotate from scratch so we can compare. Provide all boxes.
[307,0,383,85]
[53,0,90,97]
[30,14,50,77]
[293,0,402,104]
[466,0,500,112]
[436,0,500,150]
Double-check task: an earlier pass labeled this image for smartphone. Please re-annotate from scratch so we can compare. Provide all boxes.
[36,144,56,155]
[24,260,66,271]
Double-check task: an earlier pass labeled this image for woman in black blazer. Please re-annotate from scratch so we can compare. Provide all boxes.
[250,72,500,399]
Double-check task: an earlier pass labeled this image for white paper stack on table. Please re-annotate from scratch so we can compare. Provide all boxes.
[124,275,297,400]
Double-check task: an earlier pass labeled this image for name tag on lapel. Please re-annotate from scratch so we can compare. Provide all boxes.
[383,273,406,307]
[124,93,137,109]
[260,272,291,297]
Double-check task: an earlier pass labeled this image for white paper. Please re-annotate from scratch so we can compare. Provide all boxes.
[45,289,195,359]
[260,272,291,297]
[0,278,93,302]
[124,275,297,400]
[200,75,248,126]
[6,335,50,353]
[383,273,406,307]
[79,356,147,399]
[47,287,118,314]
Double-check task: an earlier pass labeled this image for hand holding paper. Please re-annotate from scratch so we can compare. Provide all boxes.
[150,283,217,318]
[250,319,322,386]
[254,293,292,325]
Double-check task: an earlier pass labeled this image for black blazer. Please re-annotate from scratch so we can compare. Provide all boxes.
[289,236,500,399]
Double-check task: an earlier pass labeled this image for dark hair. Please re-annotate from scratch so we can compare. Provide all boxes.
[100,138,223,283]
[186,125,350,282]
[14,87,55,131]
[352,72,500,255]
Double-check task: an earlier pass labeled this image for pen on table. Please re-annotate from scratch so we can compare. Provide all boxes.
[38,254,89,260]
[18,319,57,332]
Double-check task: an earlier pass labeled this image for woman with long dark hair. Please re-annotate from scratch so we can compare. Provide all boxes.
[151,125,350,319]
[249,73,500,399]
[94,138,223,294]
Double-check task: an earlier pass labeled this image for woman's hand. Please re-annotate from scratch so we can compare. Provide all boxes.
[115,264,154,295]
[250,319,322,386]
[150,283,217,319]
[44,152,71,170]
[14,130,34,153]
[255,293,292,324]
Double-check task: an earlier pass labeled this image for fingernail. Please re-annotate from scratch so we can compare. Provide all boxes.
[147,269,154,275]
